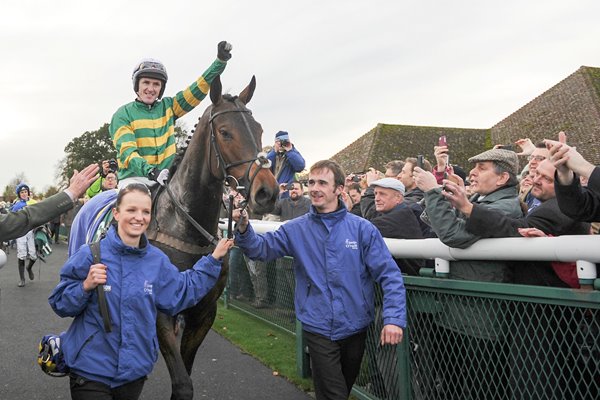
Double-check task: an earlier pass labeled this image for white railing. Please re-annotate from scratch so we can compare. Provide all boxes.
[219,219,599,285]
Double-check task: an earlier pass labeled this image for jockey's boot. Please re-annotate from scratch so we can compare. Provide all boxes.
[17,259,26,287]
[26,258,36,280]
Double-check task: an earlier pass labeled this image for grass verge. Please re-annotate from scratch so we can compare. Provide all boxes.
[212,302,314,393]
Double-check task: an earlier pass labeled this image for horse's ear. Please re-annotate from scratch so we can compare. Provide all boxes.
[238,75,256,105]
[210,75,222,105]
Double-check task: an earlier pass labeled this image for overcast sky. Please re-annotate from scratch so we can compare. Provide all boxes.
[2,0,600,191]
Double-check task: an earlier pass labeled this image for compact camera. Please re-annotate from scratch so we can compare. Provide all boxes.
[286,182,295,190]
[107,159,118,172]
[279,140,290,148]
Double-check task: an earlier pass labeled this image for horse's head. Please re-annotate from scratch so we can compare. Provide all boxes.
[200,75,278,215]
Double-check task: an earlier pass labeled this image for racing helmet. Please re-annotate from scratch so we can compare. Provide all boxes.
[132,58,168,99]
[16,183,30,197]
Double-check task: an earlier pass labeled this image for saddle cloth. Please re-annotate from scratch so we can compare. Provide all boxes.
[68,190,118,257]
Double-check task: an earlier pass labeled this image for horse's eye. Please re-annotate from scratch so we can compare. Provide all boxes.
[219,129,232,140]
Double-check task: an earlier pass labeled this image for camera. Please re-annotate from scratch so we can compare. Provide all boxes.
[497,144,515,151]
[351,176,361,183]
[107,159,118,173]
[279,139,290,148]
[286,182,295,191]
[417,155,424,169]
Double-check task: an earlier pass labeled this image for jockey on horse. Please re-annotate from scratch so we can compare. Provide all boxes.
[69,41,233,256]
[110,41,233,189]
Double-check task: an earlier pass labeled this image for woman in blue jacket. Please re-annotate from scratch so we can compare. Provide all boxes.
[49,183,233,400]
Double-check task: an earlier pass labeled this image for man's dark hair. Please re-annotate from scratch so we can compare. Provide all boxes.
[347,183,361,193]
[310,160,346,187]
[405,157,433,172]
[384,160,405,176]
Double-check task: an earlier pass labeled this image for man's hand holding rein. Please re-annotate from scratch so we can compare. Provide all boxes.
[232,208,249,233]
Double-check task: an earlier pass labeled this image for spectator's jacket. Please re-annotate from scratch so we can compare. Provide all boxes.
[361,187,434,237]
[0,193,74,242]
[424,185,522,282]
[235,204,406,340]
[110,59,226,180]
[554,167,600,222]
[403,187,425,204]
[266,147,305,192]
[366,203,425,276]
[466,195,590,287]
[49,226,221,388]
[271,196,311,221]
[10,198,28,212]
[85,176,105,199]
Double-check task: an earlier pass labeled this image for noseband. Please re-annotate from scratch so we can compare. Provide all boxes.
[208,99,271,199]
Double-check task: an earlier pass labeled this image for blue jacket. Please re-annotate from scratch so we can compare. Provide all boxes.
[267,147,305,198]
[235,204,406,340]
[10,199,28,212]
[48,226,222,387]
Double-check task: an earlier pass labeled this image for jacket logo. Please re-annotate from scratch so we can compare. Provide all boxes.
[345,239,358,250]
[144,280,153,295]
[103,285,111,292]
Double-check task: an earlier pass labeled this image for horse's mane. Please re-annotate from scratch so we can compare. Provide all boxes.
[169,94,239,177]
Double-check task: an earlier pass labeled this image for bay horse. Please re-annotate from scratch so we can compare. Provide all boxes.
[65,75,278,398]
[148,75,279,399]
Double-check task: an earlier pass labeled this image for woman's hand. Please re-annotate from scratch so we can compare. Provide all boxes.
[83,263,107,292]
[212,238,235,260]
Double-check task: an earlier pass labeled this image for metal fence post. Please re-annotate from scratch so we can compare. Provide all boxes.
[296,319,311,378]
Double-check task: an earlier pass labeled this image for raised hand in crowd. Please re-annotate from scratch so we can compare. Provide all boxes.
[515,138,536,156]
[439,180,473,216]
[545,131,596,185]
[365,168,383,186]
[412,166,439,192]
[66,163,101,200]
[339,189,353,211]
[434,145,449,169]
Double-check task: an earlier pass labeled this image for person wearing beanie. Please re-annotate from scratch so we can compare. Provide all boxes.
[109,41,232,189]
[10,183,38,287]
[266,131,305,199]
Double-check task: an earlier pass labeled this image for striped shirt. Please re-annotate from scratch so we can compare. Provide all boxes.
[109,59,226,180]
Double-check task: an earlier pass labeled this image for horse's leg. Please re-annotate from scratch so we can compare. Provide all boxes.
[180,300,218,374]
[156,312,194,400]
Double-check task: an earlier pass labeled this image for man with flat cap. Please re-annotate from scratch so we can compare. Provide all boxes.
[413,148,524,399]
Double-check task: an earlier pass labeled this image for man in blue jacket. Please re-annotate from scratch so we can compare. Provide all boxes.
[233,160,406,400]
[267,131,305,199]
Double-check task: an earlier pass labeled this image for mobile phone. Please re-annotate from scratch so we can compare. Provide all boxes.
[438,135,447,147]
[417,155,424,169]
[498,144,515,151]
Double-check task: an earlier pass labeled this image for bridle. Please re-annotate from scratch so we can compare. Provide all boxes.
[207,98,271,200]
[159,98,271,248]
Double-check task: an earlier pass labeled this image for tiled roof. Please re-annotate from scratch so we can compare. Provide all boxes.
[332,65,600,173]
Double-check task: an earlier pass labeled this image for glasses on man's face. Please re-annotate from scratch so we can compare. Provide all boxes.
[527,155,546,162]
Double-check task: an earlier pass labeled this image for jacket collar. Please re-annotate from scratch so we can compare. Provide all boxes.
[106,225,149,256]
[308,200,348,227]
[472,185,518,204]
